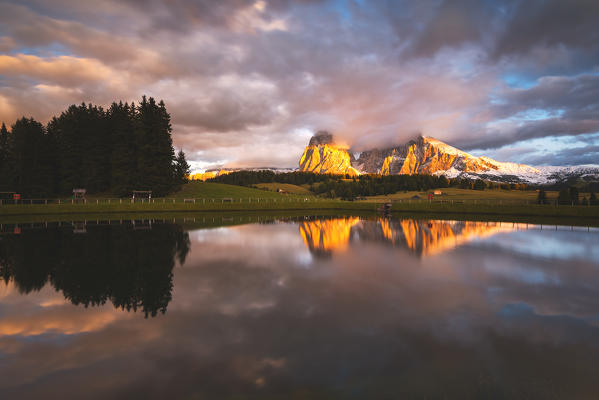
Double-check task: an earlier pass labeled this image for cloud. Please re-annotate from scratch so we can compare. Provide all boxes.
[492,0,599,63]
[0,0,598,168]
[455,74,599,150]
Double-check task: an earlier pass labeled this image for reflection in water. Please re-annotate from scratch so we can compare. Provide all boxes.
[300,217,522,256]
[299,217,361,256]
[0,223,190,317]
[0,217,598,399]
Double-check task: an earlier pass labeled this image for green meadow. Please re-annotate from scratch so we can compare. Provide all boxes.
[1,182,598,224]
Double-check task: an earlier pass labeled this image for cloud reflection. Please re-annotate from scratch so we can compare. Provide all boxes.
[0,218,598,398]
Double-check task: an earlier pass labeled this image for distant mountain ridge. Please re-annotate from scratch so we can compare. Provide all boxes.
[298,132,599,184]
[190,167,295,181]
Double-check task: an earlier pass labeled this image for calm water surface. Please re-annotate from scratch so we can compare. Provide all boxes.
[0,217,598,399]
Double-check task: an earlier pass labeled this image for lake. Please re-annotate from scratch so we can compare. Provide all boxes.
[0,216,598,399]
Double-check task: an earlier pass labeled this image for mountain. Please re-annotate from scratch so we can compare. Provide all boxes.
[298,132,599,184]
[190,167,296,181]
[298,131,360,176]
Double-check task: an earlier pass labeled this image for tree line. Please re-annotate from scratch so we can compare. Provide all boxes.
[209,170,511,200]
[0,96,190,198]
[538,187,599,205]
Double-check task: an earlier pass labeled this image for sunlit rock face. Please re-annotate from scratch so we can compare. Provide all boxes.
[299,134,526,178]
[298,131,359,176]
[189,171,219,181]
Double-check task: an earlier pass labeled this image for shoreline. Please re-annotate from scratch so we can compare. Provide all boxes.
[0,201,598,227]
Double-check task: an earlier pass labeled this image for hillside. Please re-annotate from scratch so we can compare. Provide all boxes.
[253,183,314,195]
[172,182,293,199]
[298,132,599,185]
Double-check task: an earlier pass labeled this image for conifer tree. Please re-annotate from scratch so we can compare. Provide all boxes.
[174,149,191,185]
[0,123,9,190]
[81,103,111,193]
[557,189,571,205]
[48,104,88,193]
[568,186,579,205]
[8,118,53,197]
[109,102,137,196]
[136,96,176,196]
[537,189,547,204]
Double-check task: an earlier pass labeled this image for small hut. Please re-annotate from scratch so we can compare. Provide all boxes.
[73,189,86,203]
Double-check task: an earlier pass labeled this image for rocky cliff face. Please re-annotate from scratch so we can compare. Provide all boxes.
[299,134,500,176]
[298,131,359,175]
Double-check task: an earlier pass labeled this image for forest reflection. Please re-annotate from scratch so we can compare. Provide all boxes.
[0,223,190,317]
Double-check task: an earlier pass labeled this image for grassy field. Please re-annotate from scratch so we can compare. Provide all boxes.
[169,181,298,199]
[362,187,555,203]
[0,198,379,218]
[253,182,314,195]
[0,197,597,221]
[1,183,597,221]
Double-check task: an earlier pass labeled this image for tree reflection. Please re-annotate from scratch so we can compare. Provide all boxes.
[0,223,190,317]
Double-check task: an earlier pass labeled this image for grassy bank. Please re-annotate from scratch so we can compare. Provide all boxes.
[0,198,378,218]
[0,199,597,221]
[1,209,597,229]
[388,201,599,219]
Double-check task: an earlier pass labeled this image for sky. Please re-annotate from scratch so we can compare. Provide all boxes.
[0,0,598,171]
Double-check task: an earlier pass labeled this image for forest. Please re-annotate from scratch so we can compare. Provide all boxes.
[209,170,525,200]
[0,96,190,198]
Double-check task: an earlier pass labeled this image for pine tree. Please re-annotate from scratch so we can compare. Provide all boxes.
[557,189,571,205]
[537,189,547,204]
[174,149,191,185]
[8,118,54,197]
[49,104,88,194]
[473,179,486,190]
[590,192,598,206]
[0,123,9,190]
[109,102,137,196]
[82,103,111,193]
[136,96,176,196]
[568,186,579,205]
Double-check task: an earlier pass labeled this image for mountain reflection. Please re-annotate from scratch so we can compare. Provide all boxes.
[300,217,518,256]
[0,223,190,317]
